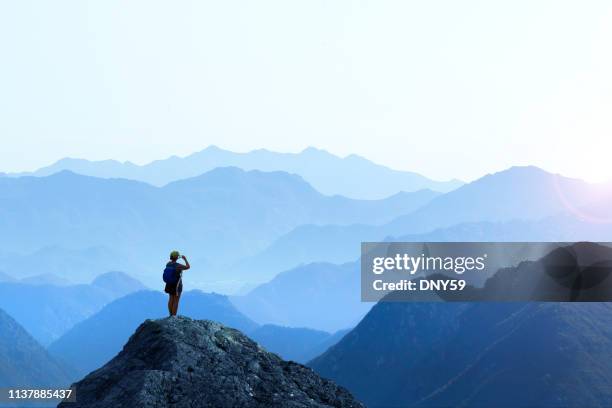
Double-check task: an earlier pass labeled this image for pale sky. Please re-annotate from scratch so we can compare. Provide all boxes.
[1,0,611,182]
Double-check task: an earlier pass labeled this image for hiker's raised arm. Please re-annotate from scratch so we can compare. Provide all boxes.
[181,255,190,270]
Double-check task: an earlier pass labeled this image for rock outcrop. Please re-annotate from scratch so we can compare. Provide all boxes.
[59,316,364,407]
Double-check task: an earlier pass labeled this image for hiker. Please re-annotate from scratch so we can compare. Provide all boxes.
[163,251,190,316]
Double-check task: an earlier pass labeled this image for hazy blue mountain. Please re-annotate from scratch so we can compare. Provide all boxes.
[0,283,114,346]
[306,328,351,362]
[0,245,140,283]
[310,301,612,408]
[0,272,147,346]
[395,214,612,243]
[48,290,258,378]
[228,224,377,283]
[162,167,437,228]
[0,308,73,387]
[228,189,438,283]
[0,172,170,282]
[231,177,612,337]
[393,187,612,243]
[237,166,611,277]
[310,302,467,405]
[248,325,349,363]
[19,273,72,286]
[231,262,371,332]
[385,165,608,236]
[13,146,462,198]
[0,168,441,287]
[91,271,148,298]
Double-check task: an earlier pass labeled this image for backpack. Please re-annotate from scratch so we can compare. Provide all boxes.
[163,262,179,284]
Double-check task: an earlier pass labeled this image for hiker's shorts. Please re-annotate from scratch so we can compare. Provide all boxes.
[164,280,183,296]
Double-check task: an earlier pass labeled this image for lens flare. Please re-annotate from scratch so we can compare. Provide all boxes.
[553,174,612,224]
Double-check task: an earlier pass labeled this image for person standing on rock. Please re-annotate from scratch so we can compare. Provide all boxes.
[163,251,190,316]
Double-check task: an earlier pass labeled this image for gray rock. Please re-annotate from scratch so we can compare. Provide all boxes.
[59,317,364,407]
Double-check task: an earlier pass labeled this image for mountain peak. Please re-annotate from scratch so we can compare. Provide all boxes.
[165,166,315,194]
[50,169,80,177]
[300,146,333,156]
[91,271,147,296]
[486,165,579,181]
[204,144,223,152]
[60,317,363,407]
[188,144,227,157]
[469,165,591,191]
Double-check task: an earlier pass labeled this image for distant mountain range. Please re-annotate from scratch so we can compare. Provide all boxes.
[0,245,142,282]
[231,262,370,332]
[0,308,73,388]
[234,224,612,345]
[8,146,462,199]
[310,301,612,407]
[19,273,73,286]
[227,189,439,283]
[235,166,612,280]
[3,164,608,291]
[249,325,350,364]
[394,204,612,244]
[384,165,610,236]
[0,271,146,346]
[228,224,379,285]
[0,168,440,287]
[0,270,74,286]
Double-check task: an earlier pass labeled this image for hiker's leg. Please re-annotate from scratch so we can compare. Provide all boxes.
[172,281,183,316]
[172,293,181,316]
[167,295,174,316]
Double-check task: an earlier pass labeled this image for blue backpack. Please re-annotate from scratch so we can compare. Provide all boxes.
[163,262,179,284]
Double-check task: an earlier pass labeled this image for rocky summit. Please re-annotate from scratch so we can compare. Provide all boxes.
[59,316,364,408]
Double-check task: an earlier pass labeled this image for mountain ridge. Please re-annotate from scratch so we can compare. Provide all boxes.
[226,166,612,283]
[308,242,612,408]
[0,271,147,346]
[231,262,370,332]
[0,308,74,387]
[310,301,612,407]
[8,146,462,199]
[0,168,440,288]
